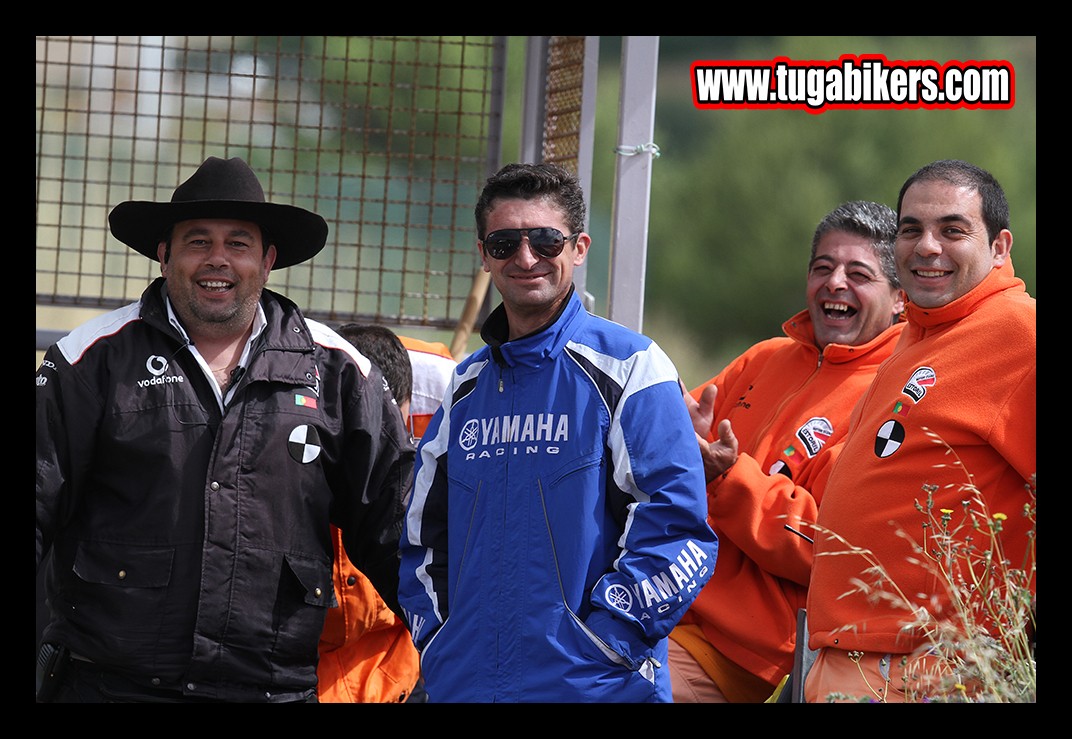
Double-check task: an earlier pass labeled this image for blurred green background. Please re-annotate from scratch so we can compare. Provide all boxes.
[504,36,1035,388]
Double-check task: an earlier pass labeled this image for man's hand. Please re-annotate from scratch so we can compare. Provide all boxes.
[682,383,739,483]
[682,381,717,437]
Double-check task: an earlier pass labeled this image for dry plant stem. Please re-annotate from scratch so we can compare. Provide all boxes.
[805,428,1035,702]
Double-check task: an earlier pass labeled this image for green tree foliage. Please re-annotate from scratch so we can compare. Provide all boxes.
[588,36,1035,386]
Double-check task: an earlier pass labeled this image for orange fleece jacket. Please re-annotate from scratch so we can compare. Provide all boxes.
[807,260,1036,655]
[674,310,905,686]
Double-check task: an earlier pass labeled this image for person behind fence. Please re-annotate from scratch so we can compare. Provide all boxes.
[35,156,414,703]
[668,201,906,703]
[317,323,420,703]
[804,160,1036,703]
[315,325,455,704]
[397,162,719,703]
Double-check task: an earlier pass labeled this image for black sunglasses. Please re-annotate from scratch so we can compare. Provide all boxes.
[481,227,580,260]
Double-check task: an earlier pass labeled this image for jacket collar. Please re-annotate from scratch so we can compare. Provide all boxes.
[782,308,905,366]
[480,286,585,368]
[905,258,1025,331]
[139,277,317,384]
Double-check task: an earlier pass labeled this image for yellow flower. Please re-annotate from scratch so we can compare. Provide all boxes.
[993,512,1008,521]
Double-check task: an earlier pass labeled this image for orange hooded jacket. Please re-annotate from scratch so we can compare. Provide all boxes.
[671,309,904,692]
[807,260,1035,656]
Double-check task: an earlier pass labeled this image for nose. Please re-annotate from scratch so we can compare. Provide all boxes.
[204,239,231,265]
[513,236,542,268]
[915,228,943,257]
[824,265,849,290]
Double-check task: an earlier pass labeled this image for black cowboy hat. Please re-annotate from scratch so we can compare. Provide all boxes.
[108,156,328,269]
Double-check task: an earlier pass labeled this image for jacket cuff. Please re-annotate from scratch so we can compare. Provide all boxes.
[584,607,648,665]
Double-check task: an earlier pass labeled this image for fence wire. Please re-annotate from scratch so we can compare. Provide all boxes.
[36,35,505,329]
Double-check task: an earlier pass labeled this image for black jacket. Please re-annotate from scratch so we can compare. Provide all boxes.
[36,278,413,701]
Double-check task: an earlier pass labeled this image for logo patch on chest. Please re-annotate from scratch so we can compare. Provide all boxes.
[795,416,833,457]
[288,424,322,463]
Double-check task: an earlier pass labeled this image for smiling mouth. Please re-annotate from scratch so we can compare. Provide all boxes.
[197,279,235,293]
[822,302,856,319]
[914,270,949,278]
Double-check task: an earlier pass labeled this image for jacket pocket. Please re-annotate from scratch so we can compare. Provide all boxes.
[72,540,175,588]
[270,552,334,665]
[283,552,334,608]
[60,540,176,653]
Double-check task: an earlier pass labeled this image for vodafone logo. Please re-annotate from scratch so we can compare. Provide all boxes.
[138,354,185,389]
[146,355,169,376]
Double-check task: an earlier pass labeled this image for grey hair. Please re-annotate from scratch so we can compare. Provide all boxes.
[810,200,899,288]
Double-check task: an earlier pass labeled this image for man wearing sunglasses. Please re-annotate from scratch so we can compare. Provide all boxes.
[398,162,718,702]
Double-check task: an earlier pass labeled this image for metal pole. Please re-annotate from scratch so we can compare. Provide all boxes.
[607,36,659,333]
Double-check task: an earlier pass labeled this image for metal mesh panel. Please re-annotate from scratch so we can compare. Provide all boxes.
[542,36,585,171]
[36,35,504,329]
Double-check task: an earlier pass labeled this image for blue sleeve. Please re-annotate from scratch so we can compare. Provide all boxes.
[587,341,718,645]
[398,402,450,650]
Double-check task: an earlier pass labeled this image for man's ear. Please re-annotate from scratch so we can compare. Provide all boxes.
[156,241,168,275]
[991,228,1013,267]
[891,289,906,319]
[572,233,591,266]
[262,244,277,280]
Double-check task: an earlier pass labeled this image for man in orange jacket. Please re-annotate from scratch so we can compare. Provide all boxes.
[318,325,455,703]
[669,201,905,702]
[803,161,1035,703]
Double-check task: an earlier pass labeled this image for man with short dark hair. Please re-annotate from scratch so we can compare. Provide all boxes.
[398,162,718,703]
[804,160,1036,703]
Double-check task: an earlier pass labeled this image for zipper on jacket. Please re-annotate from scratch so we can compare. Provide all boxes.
[491,345,505,392]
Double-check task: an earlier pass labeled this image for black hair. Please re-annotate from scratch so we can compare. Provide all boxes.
[337,323,412,406]
[474,163,586,239]
[897,160,1009,244]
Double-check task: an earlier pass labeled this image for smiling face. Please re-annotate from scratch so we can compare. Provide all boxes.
[479,196,589,340]
[806,230,904,350]
[158,218,276,341]
[895,180,1011,309]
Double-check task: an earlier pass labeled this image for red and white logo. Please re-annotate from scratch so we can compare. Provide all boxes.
[902,366,936,402]
[796,416,834,457]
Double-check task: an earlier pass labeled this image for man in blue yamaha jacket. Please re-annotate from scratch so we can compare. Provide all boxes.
[398,163,718,702]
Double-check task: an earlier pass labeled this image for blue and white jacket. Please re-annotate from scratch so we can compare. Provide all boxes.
[399,289,718,702]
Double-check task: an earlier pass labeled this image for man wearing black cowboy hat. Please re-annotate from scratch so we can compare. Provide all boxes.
[35,157,414,703]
